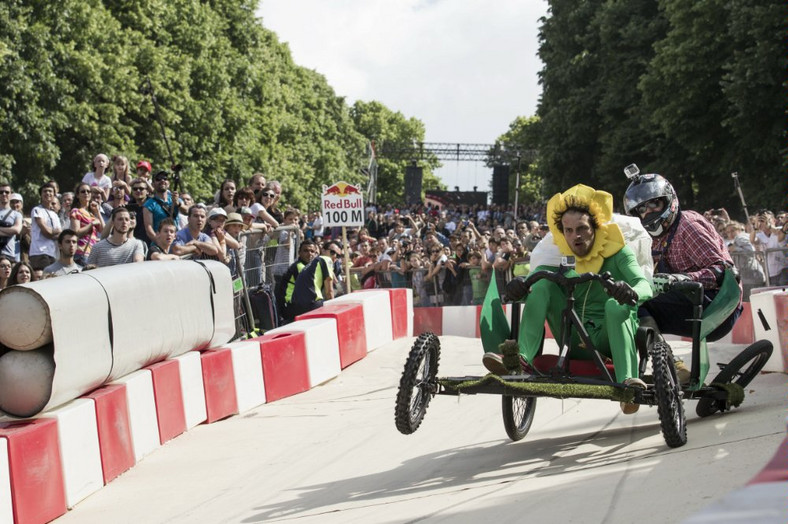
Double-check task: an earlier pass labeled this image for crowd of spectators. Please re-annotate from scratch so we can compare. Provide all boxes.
[0,153,784,315]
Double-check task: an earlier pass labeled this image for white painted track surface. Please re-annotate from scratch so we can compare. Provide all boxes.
[55,337,787,524]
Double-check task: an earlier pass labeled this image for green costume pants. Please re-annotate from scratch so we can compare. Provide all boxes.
[518,279,640,383]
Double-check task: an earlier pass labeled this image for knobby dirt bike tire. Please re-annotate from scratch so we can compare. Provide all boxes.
[395,332,441,435]
[651,341,687,448]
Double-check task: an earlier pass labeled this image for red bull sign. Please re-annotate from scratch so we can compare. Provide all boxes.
[321,181,364,227]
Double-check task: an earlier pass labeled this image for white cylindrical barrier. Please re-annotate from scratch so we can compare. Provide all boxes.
[0,345,56,417]
[0,286,52,350]
[0,260,235,418]
[750,289,783,372]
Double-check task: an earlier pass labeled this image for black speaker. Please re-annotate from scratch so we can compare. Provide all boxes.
[404,165,423,205]
[492,165,509,205]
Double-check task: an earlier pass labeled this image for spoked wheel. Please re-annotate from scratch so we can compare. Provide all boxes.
[502,395,537,442]
[651,341,687,448]
[696,340,773,418]
[395,333,441,435]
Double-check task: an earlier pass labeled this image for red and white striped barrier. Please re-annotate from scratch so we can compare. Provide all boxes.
[330,290,393,351]
[296,303,367,369]
[200,349,239,423]
[254,332,310,402]
[267,318,342,387]
[173,351,207,429]
[0,418,66,524]
[147,360,187,444]
[81,384,135,484]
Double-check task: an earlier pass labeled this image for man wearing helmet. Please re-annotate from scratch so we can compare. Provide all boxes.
[622,167,742,364]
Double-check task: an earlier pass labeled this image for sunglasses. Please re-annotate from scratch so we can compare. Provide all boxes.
[132,187,147,191]
[262,192,275,198]
[0,190,9,195]
[330,250,342,257]
[79,189,91,194]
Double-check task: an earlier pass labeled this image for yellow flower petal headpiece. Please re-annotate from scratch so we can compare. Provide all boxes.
[545,184,625,273]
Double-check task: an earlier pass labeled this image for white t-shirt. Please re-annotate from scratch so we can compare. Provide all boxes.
[30,205,62,257]
[82,171,112,192]
[755,231,786,277]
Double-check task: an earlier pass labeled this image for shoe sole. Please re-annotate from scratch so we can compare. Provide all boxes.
[482,356,510,376]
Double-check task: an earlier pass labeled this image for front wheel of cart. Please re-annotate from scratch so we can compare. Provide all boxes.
[696,340,773,418]
[502,395,537,442]
[651,341,687,448]
[395,333,441,435]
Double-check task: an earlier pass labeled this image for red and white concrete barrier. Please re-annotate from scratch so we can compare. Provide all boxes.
[227,341,267,413]
[111,370,161,463]
[330,290,393,351]
[266,317,342,387]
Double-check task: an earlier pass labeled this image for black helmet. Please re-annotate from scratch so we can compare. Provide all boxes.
[623,173,679,237]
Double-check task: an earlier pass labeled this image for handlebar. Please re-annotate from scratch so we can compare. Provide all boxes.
[507,269,637,306]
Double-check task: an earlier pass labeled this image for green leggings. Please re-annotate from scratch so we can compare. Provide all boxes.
[518,279,639,383]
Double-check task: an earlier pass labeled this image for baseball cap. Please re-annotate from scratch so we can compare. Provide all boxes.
[10,193,22,203]
[208,207,227,219]
[239,206,254,216]
[153,170,169,181]
[225,213,244,226]
[136,160,152,172]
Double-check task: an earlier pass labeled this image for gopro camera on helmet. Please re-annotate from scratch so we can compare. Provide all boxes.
[624,163,640,180]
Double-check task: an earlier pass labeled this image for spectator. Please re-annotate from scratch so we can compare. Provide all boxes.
[172,205,220,259]
[0,256,12,289]
[110,155,133,191]
[273,208,302,279]
[177,192,193,229]
[223,212,246,273]
[247,172,266,199]
[0,181,23,262]
[135,160,153,185]
[70,183,104,265]
[29,182,62,271]
[9,260,33,285]
[232,187,255,214]
[143,170,179,241]
[101,180,130,224]
[290,240,339,317]
[82,153,112,201]
[87,207,144,267]
[43,229,82,277]
[205,207,234,262]
[275,239,319,324]
[58,192,74,226]
[252,186,280,227]
[750,210,788,286]
[147,218,180,261]
[467,251,489,305]
[10,193,23,213]
[215,179,237,215]
[127,178,151,245]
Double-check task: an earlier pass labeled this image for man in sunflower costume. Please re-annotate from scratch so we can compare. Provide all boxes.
[484,184,653,412]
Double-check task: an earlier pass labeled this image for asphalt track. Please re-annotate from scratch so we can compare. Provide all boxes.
[56,336,787,524]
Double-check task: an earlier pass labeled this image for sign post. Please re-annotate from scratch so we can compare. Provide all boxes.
[321,181,364,294]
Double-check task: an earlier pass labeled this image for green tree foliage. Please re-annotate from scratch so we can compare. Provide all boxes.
[350,100,442,203]
[517,0,787,216]
[0,0,425,211]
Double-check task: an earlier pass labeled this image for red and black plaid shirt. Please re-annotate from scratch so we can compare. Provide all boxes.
[652,210,733,289]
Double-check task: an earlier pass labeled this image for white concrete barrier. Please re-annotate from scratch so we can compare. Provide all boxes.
[749,289,783,372]
[443,306,478,338]
[173,352,208,430]
[46,398,104,508]
[111,370,160,462]
[0,438,11,524]
[227,341,267,413]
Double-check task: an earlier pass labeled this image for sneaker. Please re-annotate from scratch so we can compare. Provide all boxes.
[620,377,647,415]
[674,359,691,385]
[482,352,509,375]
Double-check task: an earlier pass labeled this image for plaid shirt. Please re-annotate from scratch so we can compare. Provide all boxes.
[652,210,733,289]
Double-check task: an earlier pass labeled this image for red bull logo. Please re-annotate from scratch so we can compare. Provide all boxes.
[323,182,361,197]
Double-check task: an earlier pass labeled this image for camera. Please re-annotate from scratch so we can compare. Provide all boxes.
[439,254,448,264]
[623,163,640,180]
[561,255,576,268]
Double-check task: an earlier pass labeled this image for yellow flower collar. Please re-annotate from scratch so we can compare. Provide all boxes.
[545,184,625,273]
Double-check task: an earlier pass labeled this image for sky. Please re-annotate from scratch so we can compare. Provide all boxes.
[256,0,549,192]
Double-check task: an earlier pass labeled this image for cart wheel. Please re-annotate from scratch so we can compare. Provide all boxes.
[395,333,441,435]
[502,395,537,442]
[696,340,773,418]
[651,341,687,448]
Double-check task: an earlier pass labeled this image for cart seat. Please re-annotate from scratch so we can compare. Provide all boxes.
[532,354,615,377]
